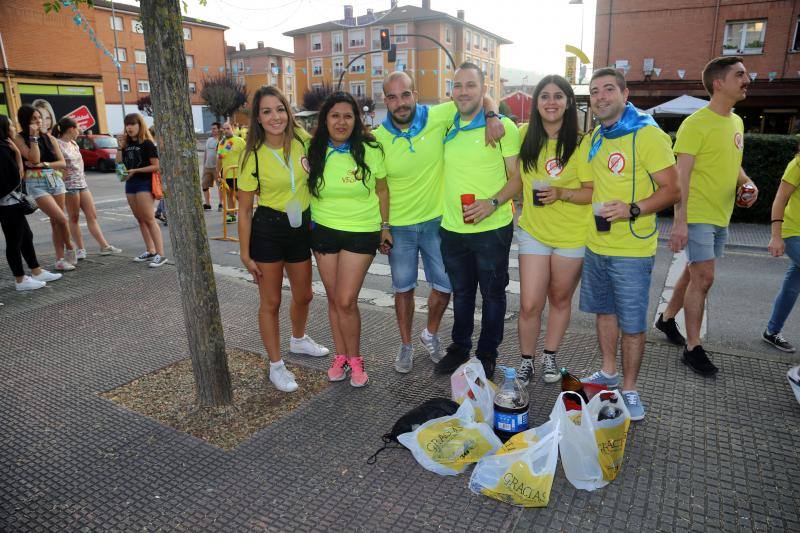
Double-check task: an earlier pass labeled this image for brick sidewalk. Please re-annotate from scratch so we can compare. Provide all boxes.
[1,256,798,532]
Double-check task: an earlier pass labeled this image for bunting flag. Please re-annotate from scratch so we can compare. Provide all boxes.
[62,0,120,69]
[432,69,437,75]
[203,66,209,73]
[420,69,425,75]
[301,68,307,74]
[218,66,224,73]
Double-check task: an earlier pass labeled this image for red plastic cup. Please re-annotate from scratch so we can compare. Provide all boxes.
[461,193,476,223]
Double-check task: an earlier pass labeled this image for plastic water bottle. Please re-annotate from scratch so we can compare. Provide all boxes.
[493,367,530,441]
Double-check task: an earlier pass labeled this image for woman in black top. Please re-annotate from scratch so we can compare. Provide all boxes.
[0,115,62,290]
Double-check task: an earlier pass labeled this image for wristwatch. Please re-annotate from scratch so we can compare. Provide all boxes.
[629,202,641,221]
[490,197,500,209]
[485,111,498,119]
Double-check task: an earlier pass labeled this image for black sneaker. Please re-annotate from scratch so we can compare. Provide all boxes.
[217,203,223,212]
[656,313,686,346]
[517,358,534,385]
[203,203,212,210]
[475,351,496,381]
[434,343,470,375]
[762,329,796,353]
[682,345,718,376]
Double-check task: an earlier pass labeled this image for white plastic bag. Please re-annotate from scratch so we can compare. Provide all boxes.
[397,401,502,476]
[788,365,800,406]
[469,419,561,507]
[451,357,496,424]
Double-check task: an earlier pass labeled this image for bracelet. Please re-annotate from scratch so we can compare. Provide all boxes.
[771,219,783,224]
[380,222,391,230]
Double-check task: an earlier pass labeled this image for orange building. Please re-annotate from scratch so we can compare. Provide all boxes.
[227,42,297,125]
[284,1,510,113]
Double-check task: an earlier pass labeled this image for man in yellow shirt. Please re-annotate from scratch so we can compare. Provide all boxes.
[656,56,758,376]
[578,68,680,421]
[435,62,522,379]
[217,121,246,223]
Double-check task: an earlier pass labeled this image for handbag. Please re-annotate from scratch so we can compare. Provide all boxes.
[9,182,39,215]
[151,170,164,200]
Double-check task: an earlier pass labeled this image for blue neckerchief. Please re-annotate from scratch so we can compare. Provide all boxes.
[325,139,351,161]
[443,110,487,144]
[587,102,658,161]
[381,104,429,153]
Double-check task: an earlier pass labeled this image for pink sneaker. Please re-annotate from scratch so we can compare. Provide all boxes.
[327,355,349,382]
[348,356,369,387]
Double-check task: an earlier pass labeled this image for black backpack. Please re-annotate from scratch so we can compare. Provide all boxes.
[367,397,459,464]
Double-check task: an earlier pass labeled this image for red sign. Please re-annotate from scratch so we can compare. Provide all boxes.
[65,105,96,132]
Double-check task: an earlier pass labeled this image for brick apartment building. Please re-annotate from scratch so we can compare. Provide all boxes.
[227,42,296,124]
[594,0,800,133]
[284,0,510,117]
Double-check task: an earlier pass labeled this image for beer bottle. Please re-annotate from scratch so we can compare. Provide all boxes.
[560,367,589,403]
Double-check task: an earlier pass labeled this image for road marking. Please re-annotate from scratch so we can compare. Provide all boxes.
[654,251,707,339]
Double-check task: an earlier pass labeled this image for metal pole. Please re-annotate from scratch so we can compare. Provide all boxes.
[0,32,16,119]
[110,0,127,122]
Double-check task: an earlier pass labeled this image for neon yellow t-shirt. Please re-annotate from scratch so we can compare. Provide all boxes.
[374,101,456,226]
[237,135,311,212]
[673,107,744,226]
[781,156,800,238]
[310,144,387,232]
[581,124,675,257]
[441,115,519,233]
[217,135,246,177]
[517,126,591,248]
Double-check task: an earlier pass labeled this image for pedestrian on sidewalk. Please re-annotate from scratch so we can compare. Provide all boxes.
[578,68,680,421]
[0,115,62,290]
[13,104,76,271]
[308,92,389,388]
[515,75,593,386]
[217,122,244,223]
[763,147,800,353]
[237,86,330,393]
[53,117,122,258]
[656,56,758,375]
[201,122,221,210]
[116,113,167,268]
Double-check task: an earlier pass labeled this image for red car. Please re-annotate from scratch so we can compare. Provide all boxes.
[76,134,118,172]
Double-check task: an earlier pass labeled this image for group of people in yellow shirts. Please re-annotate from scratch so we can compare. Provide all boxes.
[222,58,799,423]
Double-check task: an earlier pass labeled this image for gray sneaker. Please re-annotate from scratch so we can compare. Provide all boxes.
[541,352,561,383]
[394,344,413,373]
[419,330,442,363]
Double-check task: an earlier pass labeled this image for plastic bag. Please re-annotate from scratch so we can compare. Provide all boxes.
[469,419,560,507]
[451,357,496,424]
[551,390,630,491]
[788,365,800,406]
[397,400,502,476]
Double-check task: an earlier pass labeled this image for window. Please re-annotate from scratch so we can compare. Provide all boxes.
[489,62,494,81]
[110,16,122,31]
[131,19,144,34]
[349,29,365,48]
[792,17,800,51]
[490,40,495,58]
[189,82,197,93]
[185,55,194,68]
[311,33,322,51]
[312,83,322,90]
[238,59,244,70]
[372,80,383,98]
[395,51,408,71]
[118,78,130,93]
[114,47,127,62]
[445,26,452,44]
[134,50,147,64]
[349,81,365,98]
[182,27,192,40]
[312,59,323,76]
[349,55,366,74]
[371,28,382,50]
[332,31,343,53]
[723,20,766,55]
[465,30,471,49]
[445,79,453,96]
[371,54,383,77]
[473,33,480,50]
[394,24,407,44]
[482,37,488,52]
[333,56,345,77]
[137,80,150,93]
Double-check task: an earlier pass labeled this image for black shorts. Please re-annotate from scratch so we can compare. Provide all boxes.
[310,222,380,256]
[226,178,236,191]
[249,206,311,263]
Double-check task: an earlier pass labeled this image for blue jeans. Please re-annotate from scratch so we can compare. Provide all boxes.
[439,223,513,357]
[767,236,800,334]
[388,217,451,293]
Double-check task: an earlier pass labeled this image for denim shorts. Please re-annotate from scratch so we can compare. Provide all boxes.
[25,176,66,199]
[125,177,152,195]
[579,249,654,334]
[388,216,452,293]
[516,227,585,259]
[686,223,728,263]
[66,187,87,196]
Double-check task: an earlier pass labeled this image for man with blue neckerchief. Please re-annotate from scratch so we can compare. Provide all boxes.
[578,67,680,421]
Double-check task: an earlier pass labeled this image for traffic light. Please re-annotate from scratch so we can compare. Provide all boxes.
[380,28,391,51]
[388,44,397,63]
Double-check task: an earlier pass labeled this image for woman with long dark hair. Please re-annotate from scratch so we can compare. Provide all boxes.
[116,113,166,267]
[307,92,389,388]
[13,104,76,271]
[0,115,62,290]
[53,117,122,258]
[515,75,593,385]
[237,86,330,393]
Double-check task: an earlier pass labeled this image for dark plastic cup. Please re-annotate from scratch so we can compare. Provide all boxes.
[532,181,548,207]
[593,202,611,232]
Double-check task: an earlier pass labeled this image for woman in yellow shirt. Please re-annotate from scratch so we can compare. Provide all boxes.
[237,86,330,394]
[515,75,593,385]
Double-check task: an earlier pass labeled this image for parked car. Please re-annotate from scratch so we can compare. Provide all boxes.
[76,134,118,172]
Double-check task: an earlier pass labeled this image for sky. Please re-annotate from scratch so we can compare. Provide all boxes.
[126,0,596,77]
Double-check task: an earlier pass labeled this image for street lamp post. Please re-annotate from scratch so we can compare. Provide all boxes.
[110,0,127,125]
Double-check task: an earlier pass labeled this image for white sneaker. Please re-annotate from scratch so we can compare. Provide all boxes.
[100,245,122,255]
[290,335,330,357]
[269,363,299,392]
[15,276,46,291]
[31,269,62,283]
[76,249,87,260]
[65,249,78,265]
[54,258,76,271]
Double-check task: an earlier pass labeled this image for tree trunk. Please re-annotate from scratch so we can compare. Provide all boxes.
[139,0,232,406]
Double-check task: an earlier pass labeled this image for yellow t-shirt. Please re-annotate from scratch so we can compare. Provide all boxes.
[581,124,676,257]
[517,126,591,248]
[673,107,744,226]
[373,101,456,226]
[781,156,800,238]
[237,136,311,212]
[442,115,520,233]
[217,135,246,177]
[310,143,387,232]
